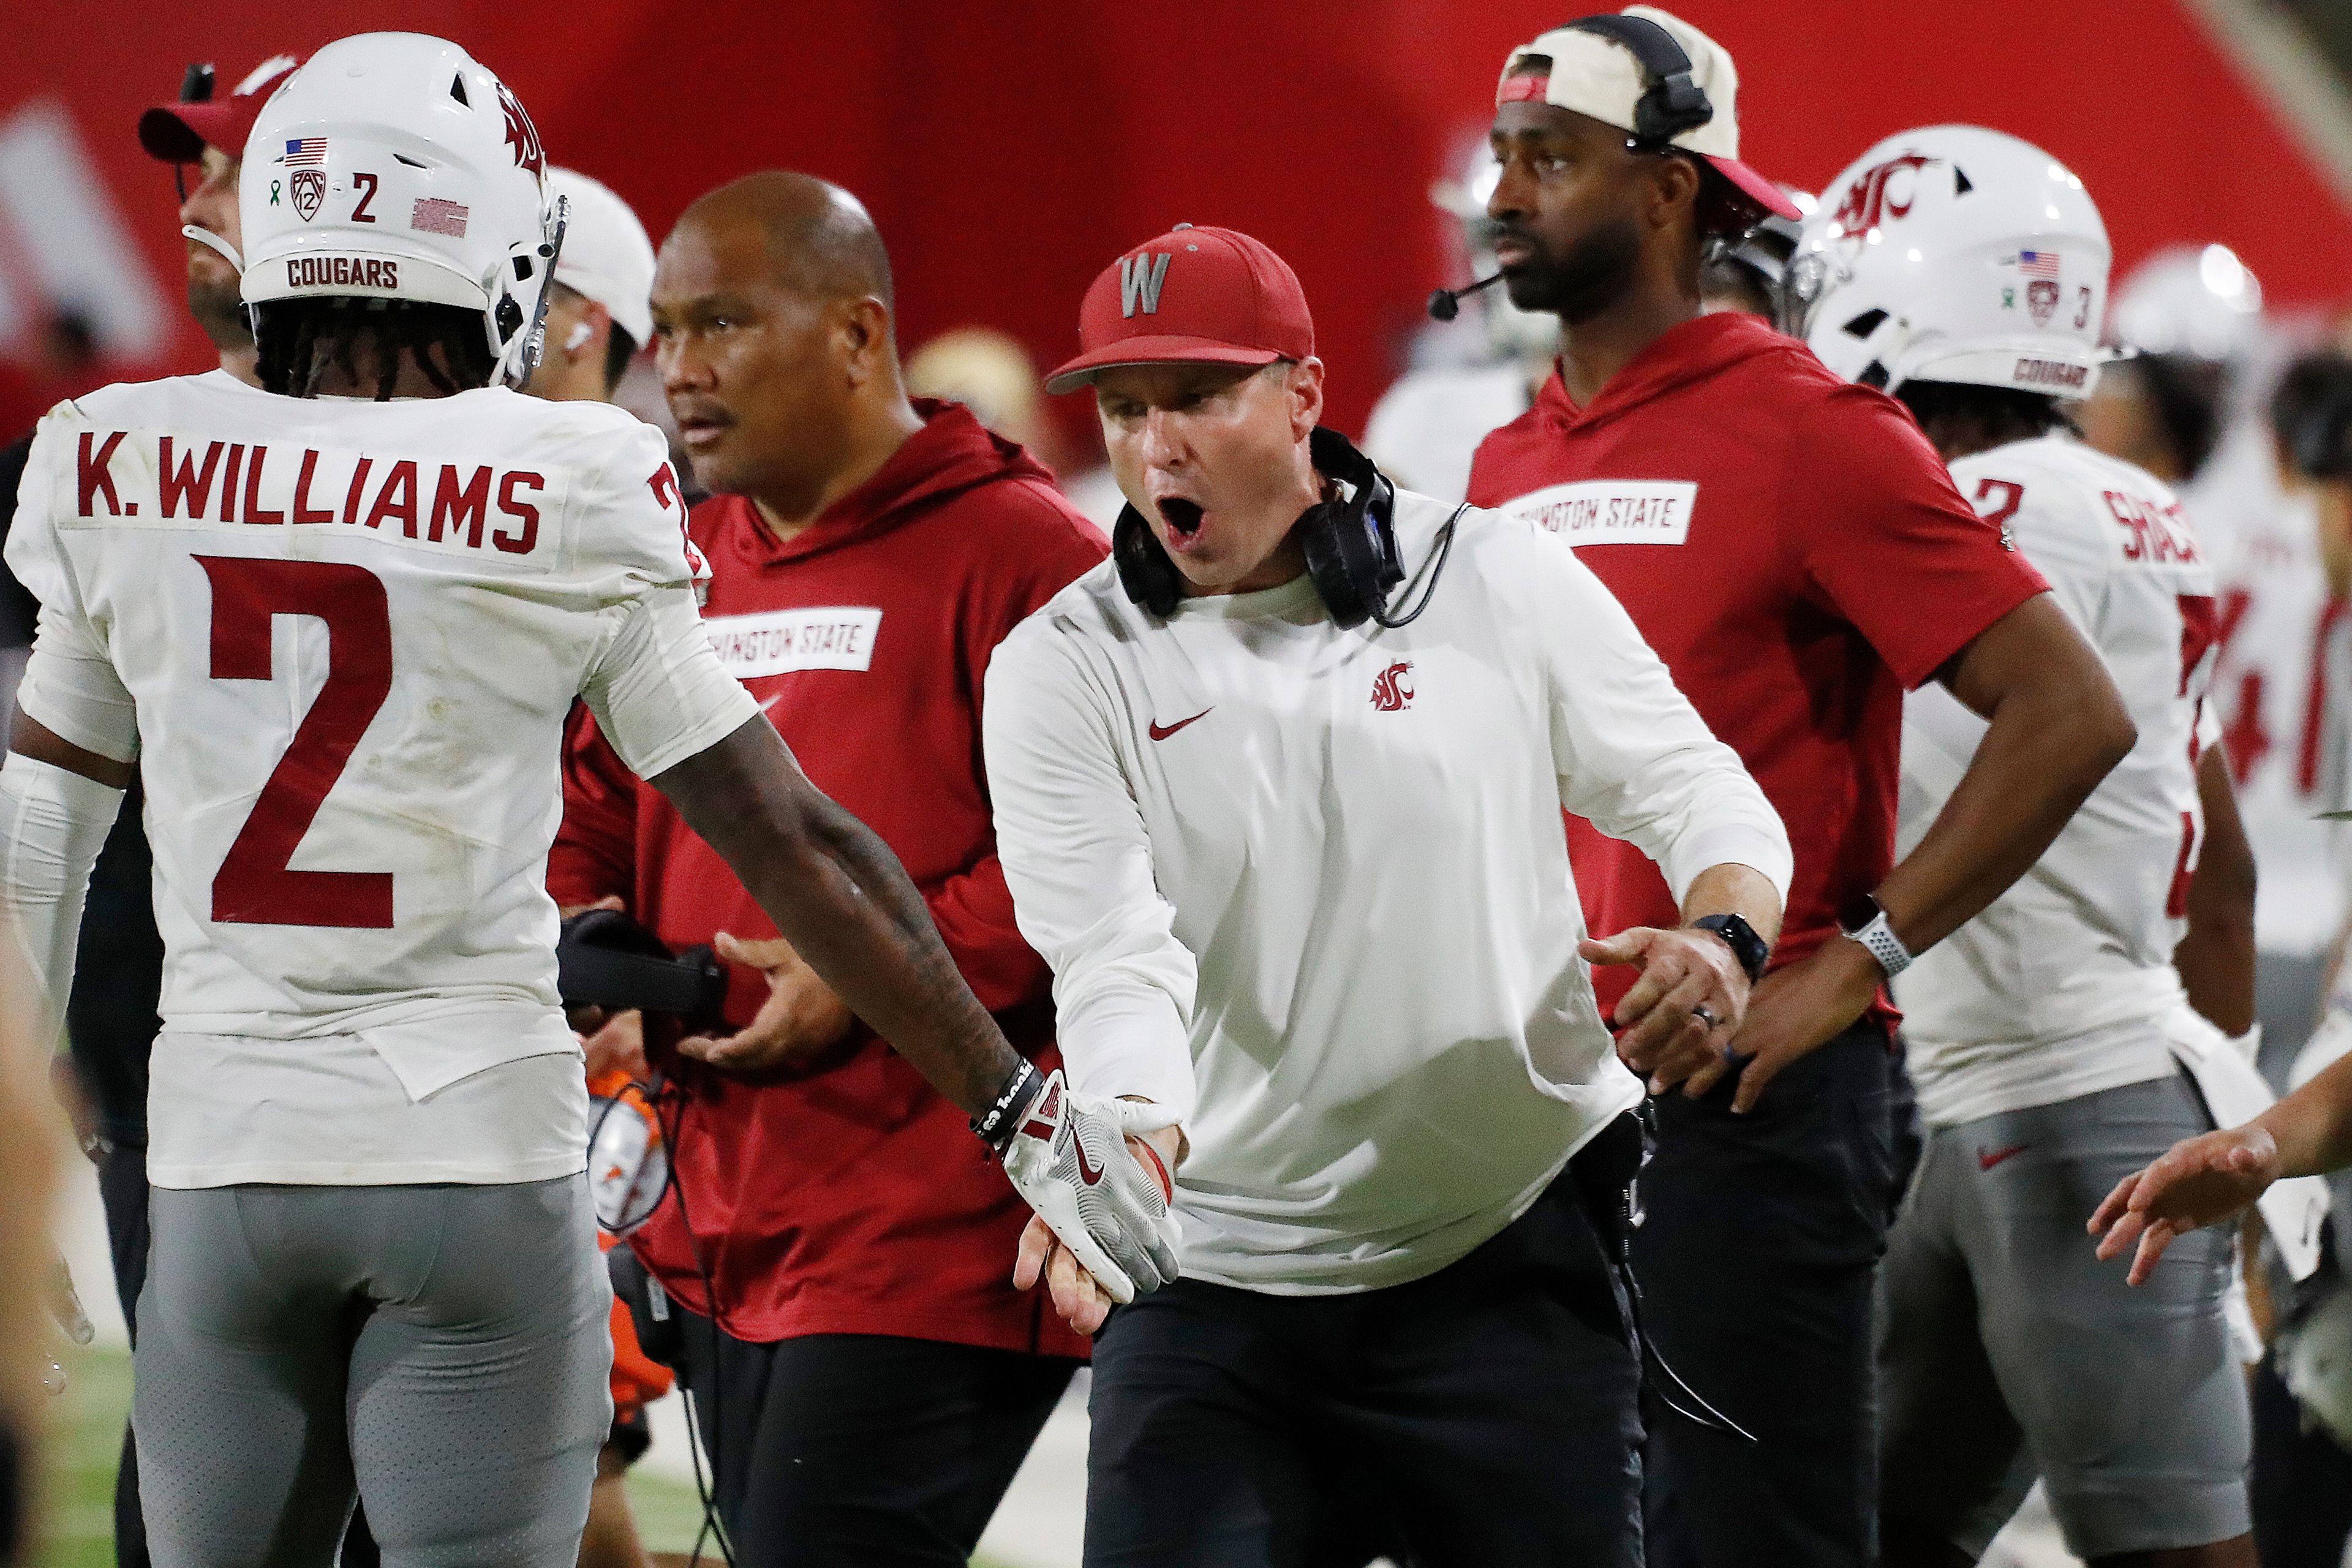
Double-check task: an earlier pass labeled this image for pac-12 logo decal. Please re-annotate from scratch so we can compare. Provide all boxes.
[290,168,325,222]
[1370,660,1414,712]
[1829,153,1936,241]
[2015,249,2063,326]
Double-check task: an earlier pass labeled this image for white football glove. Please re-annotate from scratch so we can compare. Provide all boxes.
[994,1069,1180,1305]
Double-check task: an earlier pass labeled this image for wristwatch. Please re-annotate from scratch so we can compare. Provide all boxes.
[1692,913,1770,984]
[1838,892,1914,979]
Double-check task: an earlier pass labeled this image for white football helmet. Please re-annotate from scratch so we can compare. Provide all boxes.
[1784,126,2111,399]
[238,32,564,386]
[2110,244,2264,363]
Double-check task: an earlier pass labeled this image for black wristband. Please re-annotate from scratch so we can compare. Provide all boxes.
[1692,913,1770,984]
[971,1058,1046,1153]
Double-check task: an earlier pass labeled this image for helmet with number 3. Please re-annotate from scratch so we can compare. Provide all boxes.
[238,32,564,386]
[1783,125,2111,399]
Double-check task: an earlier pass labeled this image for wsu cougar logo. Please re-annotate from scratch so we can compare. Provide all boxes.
[1370,660,1414,712]
[499,83,545,178]
[1830,153,1936,239]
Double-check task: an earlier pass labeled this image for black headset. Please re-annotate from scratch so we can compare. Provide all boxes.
[1115,426,1418,629]
[1559,12,1714,148]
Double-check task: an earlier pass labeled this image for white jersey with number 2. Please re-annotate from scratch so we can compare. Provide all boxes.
[1895,432,2218,1126]
[6,371,756,1185]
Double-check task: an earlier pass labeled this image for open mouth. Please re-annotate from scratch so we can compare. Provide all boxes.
[1157,497,1204,541]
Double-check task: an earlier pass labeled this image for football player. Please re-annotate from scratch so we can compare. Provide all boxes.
[1787,126,2323,1568]
[2090,247,2340,1091]
[0,34,1170,1564]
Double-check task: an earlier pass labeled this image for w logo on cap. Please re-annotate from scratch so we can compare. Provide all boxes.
[1120,252,1172,317]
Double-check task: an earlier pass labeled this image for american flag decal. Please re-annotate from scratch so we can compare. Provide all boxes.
[283,138,327,168]
[410,197,469,238]
[2016,249,2060,279]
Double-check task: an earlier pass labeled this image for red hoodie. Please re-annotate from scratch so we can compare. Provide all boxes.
[1469,313,2046,1019]
[551,399,1105,1354]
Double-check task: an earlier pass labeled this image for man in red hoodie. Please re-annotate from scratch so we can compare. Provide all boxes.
[551,172,1107,1567]
[1464,12,2135,1568]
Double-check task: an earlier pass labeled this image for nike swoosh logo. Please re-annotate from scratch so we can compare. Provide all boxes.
[1148,709,1212,742]
[1978,1143,2030,1172]
[758,692,783,715]
[1072,1137,1104,1186]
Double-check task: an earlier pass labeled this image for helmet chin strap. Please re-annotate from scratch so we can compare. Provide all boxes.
[182,224,245,274]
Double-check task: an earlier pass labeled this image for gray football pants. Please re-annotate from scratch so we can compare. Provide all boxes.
[134,1177,612,1568]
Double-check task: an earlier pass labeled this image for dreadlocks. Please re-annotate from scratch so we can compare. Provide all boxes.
[254,296,500,401]
[1896,378,2079,457]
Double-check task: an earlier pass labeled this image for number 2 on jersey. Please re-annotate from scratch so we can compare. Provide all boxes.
[196,556,395,928]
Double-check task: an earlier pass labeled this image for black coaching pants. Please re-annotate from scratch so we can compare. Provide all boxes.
[1634,1023,1902,1568]
[654,1305,1079,1568]
[1084,1114,1646,1568]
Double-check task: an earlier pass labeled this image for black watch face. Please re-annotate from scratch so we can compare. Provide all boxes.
[1698,914,1766,979]
[1836,894,1881,935]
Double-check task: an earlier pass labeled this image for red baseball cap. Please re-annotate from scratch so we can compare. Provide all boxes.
[137,55,302,165]
[1046,224,1316,395]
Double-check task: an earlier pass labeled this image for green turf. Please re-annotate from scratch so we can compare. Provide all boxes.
[32,1345,129,1568]
[28,1346,1009,1566]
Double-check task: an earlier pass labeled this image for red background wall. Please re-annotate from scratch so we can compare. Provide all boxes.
[7,0,2347,441]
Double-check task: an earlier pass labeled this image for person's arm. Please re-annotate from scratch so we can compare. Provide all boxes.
[1879,594,2136,957]
[4,707,132,1054]
[0,436,36,734]
[2176,741,2256,1037]
[671,514,1106,1077]
[1731,594,2134,1109]
[2091,1049,2352,1284]
[1526,529,1792,1093]
[639,705,1177,1305]
[980,625,1199,1121]
[687,848,1061,1065]
[982,619,1198,1329]
[581,431,1175,1303]
[645,715,1020,1114]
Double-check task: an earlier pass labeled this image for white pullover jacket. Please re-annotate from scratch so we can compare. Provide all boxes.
[982,489,1790,1292]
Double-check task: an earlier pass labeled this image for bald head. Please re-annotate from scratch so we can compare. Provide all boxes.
[674,170,894,311]
[651,170,921,525]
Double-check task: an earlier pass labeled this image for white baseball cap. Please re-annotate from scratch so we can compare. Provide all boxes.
[1497,7,1798,222]
[546,167,655,347]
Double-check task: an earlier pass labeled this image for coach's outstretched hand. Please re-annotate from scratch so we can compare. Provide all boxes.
[2089,1126,2279,1286]
[1581,925,1751,1098]
[2092,1047,2352,1284]
[1001,1074,1182,1327]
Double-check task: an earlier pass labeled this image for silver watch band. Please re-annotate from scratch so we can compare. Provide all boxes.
[1850,910,1913,978]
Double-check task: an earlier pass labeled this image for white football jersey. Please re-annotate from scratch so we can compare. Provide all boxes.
[7,371,755,1182]
[2189,421,2350,957]
[1896,433,2217,1125]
